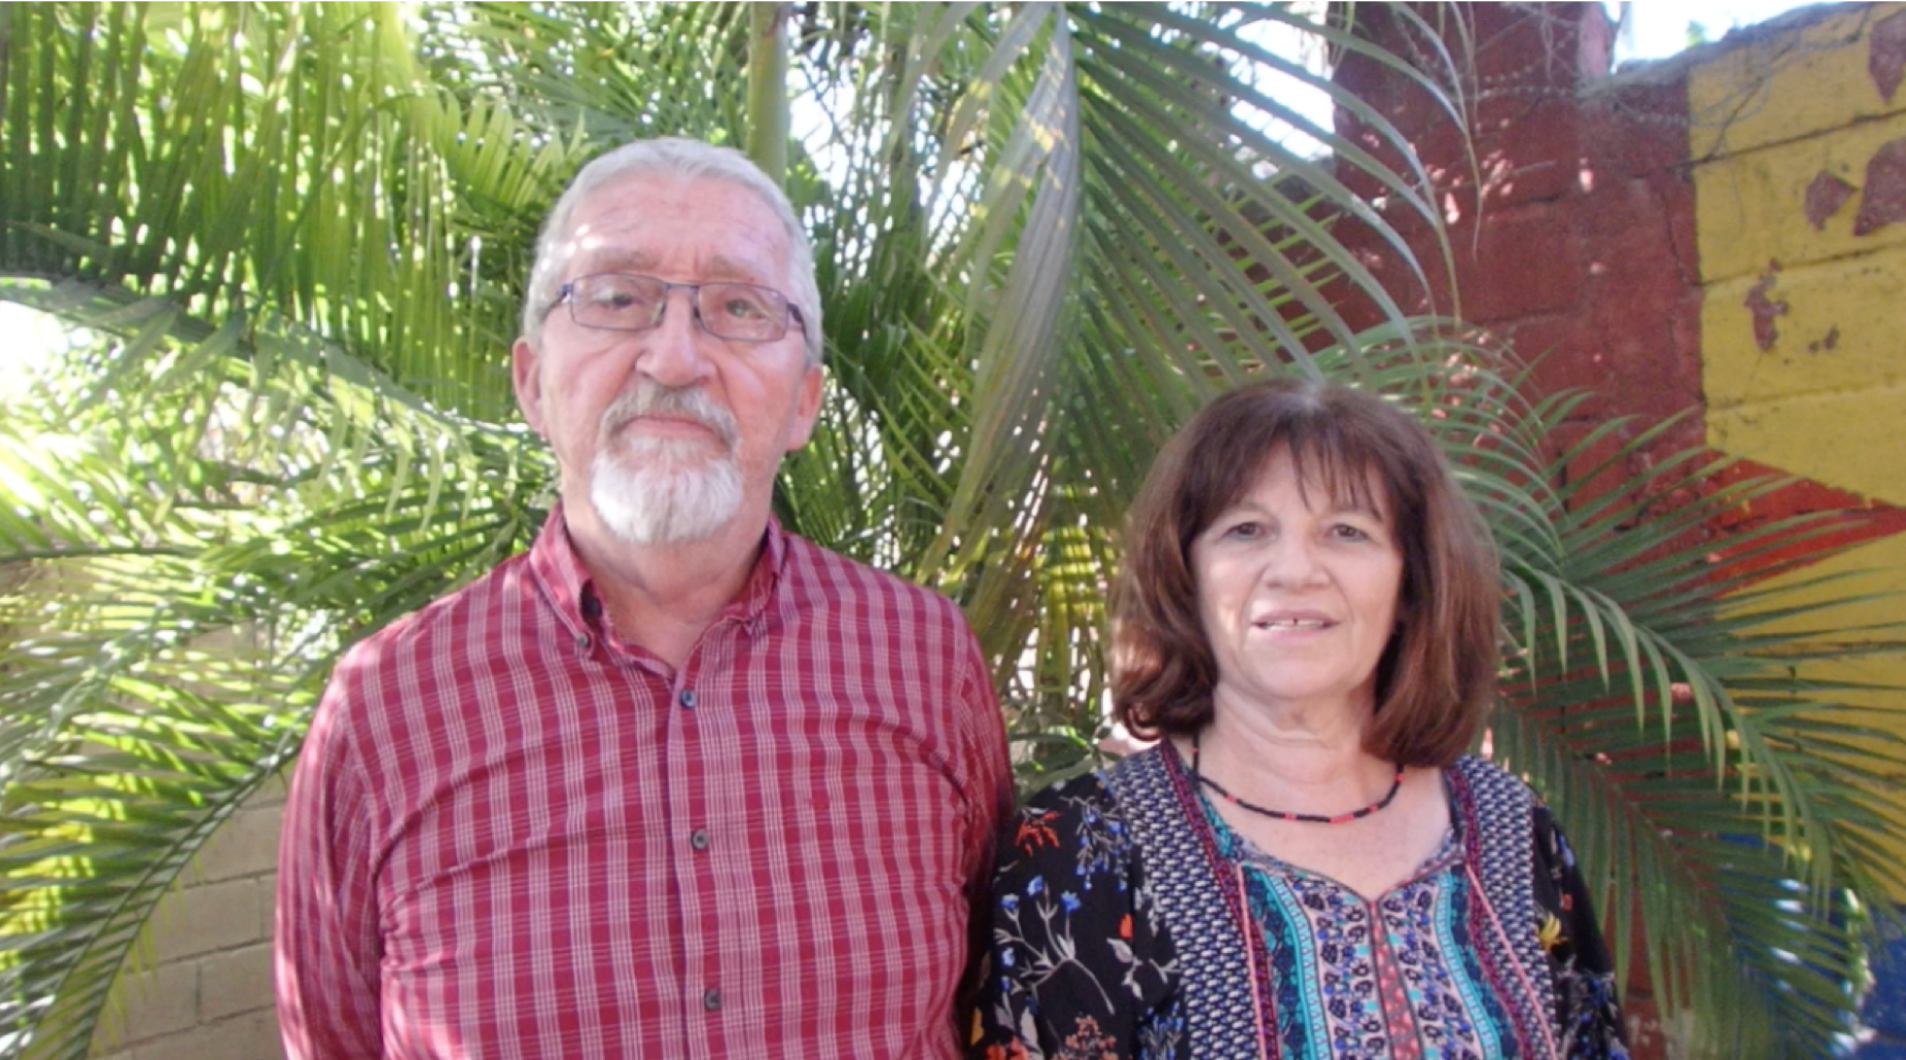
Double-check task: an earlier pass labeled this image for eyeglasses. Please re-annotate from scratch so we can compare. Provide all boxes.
[554,272,804,344]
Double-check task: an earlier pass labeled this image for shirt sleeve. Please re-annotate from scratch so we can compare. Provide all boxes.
[953,628,1016,898]
[275,652,387,1060]
[1531,805,1631,1060]
[952,628,1018,1028]
[967,774,1183,1060]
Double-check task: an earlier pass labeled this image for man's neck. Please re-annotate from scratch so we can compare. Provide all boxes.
[565,502,770,671]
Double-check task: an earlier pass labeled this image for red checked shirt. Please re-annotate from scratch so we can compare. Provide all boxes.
[276,507,1013,1060]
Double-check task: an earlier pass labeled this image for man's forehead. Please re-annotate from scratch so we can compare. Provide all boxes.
[569,245,769,281]
[557,176,788,280]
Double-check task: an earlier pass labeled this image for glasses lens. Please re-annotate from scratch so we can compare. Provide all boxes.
[699,283,789,342]
[570,274,665,331]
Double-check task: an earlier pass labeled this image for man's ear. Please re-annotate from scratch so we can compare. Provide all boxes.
[784,362,825,452]
[511,338,547,436]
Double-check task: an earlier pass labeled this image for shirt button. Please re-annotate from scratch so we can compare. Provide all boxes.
[689,828,710,851]
[678,688,697,708]
[702,987,722,1011]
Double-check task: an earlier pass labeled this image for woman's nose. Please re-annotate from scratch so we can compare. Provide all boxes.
[1260,534,1326,586]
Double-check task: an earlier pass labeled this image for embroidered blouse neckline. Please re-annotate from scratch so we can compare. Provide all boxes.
[1181,755,1464,902]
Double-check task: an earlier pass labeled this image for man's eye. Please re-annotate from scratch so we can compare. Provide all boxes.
[596,290,640,309]
[718,294,770,320]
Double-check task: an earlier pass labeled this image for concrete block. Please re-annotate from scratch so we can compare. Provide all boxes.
[1707,251,1906,406]
[128,1012,286,1060]
[1483,97,1587,208]
[150,879,264,964]
[197,804,284,884]
[89,961,199,1052]
[1706,380,1906,508]
[1582,80,1690,177]
[199,943,276,1023]
[1458,211,1588,322]
[1689,4,1906,160]
[1693,112,1906,283]
[254,772,288,808]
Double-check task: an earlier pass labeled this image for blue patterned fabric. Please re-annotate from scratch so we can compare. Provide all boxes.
[968,747,1630,1060]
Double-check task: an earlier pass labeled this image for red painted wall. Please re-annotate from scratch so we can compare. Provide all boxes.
[1327,2,1903,553]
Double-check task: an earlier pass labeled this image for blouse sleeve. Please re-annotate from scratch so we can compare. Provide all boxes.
[1531,805,1631,1060]
[967,772,1184,1060]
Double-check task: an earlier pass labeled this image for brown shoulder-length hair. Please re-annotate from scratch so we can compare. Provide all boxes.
[1110,378,1500,767]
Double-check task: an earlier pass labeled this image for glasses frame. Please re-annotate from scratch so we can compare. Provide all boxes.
[552,272,805,344]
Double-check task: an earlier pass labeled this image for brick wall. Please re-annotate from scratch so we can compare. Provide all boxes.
[88,780,286,1060]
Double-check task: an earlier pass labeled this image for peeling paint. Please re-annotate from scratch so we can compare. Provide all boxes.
[1744,262,1788,352]
[1872,8,1906,103]
[1804,171,1856,229]
[1807,326,1841,354]
[1854,138,1906,236]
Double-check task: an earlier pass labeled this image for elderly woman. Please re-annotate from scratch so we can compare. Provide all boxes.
[969,379,1628,1060]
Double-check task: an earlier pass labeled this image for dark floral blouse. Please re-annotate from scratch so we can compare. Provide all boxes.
[968,747,1629,1060]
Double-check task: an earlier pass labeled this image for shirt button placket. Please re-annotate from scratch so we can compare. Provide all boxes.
[670,676,717,1048]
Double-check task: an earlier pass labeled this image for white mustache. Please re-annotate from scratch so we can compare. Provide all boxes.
[598,382,740,452]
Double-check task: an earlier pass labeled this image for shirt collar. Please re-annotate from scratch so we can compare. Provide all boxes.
[529,500,788,640]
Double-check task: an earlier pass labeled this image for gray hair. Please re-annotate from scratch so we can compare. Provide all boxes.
[520,137,823,367]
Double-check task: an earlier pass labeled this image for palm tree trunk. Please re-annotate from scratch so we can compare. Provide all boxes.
[746,1,789,187]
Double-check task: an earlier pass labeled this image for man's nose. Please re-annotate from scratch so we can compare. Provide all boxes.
[635,288,713,387]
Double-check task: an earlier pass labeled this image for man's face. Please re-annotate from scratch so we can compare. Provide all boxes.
[512,174,823,548]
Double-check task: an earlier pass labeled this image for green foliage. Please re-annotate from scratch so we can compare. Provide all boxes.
[1,4,1901,1059]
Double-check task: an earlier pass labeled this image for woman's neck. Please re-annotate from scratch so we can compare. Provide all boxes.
[1186,692,1392,815]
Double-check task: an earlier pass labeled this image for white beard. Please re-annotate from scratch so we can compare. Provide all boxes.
[586,384,744,546]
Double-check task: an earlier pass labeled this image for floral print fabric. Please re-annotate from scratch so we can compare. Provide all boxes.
[969,749,1628,1060]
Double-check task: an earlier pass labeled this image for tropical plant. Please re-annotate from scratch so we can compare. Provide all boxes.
[0,3,1899,1059]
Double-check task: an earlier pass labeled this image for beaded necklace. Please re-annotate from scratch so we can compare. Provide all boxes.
[1189,729,1405,825]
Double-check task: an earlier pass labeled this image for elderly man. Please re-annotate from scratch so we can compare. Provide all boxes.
[276,137,1013,1059]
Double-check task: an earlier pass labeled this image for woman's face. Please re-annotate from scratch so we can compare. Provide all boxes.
[1190,448,1405,723]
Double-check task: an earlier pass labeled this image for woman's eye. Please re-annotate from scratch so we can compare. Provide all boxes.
[1221,521,1261,540]
[1331,523,1372,541]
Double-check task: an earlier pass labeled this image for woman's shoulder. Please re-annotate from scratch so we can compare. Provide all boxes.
[975,752,1184,1060]
[1000,761,1135,873]
[1447,753,1544,813]
[1012,743,1177,822]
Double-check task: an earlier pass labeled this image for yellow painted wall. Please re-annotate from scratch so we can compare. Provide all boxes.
[1690,2,1906,896]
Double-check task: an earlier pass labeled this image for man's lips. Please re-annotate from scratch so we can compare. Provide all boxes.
[624,413,722,438]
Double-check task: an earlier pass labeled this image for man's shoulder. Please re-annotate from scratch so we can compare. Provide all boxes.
[779,531,968,625]
[333,549,538,678]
